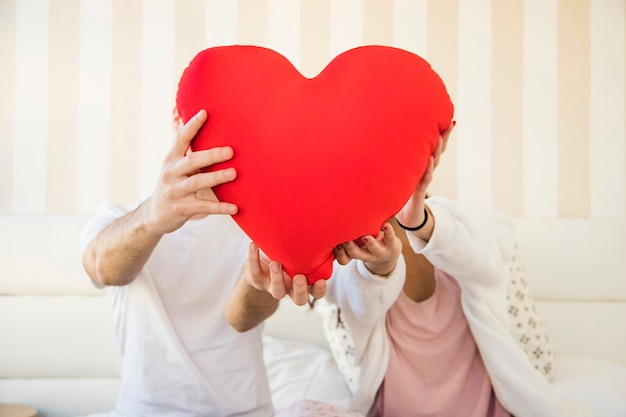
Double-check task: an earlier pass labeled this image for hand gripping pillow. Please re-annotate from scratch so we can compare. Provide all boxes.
[176,45,454,282]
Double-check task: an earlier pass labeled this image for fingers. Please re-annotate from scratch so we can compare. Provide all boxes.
[432,120,455,169]
[179,194,238,216]
[380,222,397,248]
[245,243,270,292]
[441,120,455,154]
[164,147,238,215]
[247,242,263,278]
[337,229,387,262]
[172,106,184,133]
[176,187,238,216]
[170,109,207,158]
[287,275,327,306]
[179,163,236,195]
[396,148,436,227]
[186,146,235,173]
[396,122,449,226]
[358,223,395,257]
[186,199,238,216]
[166,108,236,181]
[309,279,327,300]
[267,261,287,300]
[442,120,456,137]
[335,223,401,277]
[245,244,290,300]
[339,239,369,261]
[248,246,326,306]
[174,146,236,181]
[433,136,444,169]
[419,155,435,191]
[150,109,240,224]
[177,148,237,214]
[334,244,352,265]
[289,275,310,306]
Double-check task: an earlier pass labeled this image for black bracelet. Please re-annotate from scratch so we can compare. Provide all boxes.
[396,208,429,231]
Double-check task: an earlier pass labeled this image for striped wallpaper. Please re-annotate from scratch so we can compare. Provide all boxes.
[1,0,624,219]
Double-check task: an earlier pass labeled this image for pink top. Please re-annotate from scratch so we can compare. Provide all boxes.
[372,270,510,417]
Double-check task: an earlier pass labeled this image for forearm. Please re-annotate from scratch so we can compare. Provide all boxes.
[328,256,405,324]
[407,197,516,284]
[82,202,163,286]
[363,255,399,277]
[225,277,279,332]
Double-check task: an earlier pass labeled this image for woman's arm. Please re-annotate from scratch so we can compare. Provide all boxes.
[406,196,516,288]
[326,222,405,329]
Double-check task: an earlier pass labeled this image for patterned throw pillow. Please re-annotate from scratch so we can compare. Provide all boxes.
[314,298,360,395]
[506,246,556,381]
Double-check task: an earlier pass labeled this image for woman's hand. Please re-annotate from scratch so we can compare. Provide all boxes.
[395,121,455,239]
[334,222,402,277]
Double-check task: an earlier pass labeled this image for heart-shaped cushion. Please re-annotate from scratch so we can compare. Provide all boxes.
[176,45,453,283]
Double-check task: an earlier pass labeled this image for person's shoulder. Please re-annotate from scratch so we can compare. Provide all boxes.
[93,203,132,219]
[427,196,513,223]
[79,202,139,252]
[91,197,146,221]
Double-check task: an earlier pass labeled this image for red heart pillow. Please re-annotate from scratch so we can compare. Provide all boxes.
[176,45,453,283]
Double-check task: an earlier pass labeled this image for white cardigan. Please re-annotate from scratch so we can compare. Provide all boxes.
[324,196,593,417]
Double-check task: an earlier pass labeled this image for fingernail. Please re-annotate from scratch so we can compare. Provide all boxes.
[224,168,236,179]
[195,109,205,118]
[271,263,281,273]
[221,147,233,158]
[228,205,238,215]
[295,276,305,286]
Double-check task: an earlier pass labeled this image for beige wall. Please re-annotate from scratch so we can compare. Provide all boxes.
[1,0,624,219]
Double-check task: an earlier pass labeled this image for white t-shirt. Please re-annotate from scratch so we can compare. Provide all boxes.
[80,204,273,417]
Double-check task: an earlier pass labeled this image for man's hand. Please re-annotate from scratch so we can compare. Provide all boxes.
[225,242,327,332]
[334,222,402,277]
[246,242,327,306]
[83,109,239,287]
[143,109,239,236]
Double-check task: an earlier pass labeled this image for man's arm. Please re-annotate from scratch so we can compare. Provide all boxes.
[227,223,403,333]
[225,242,327,332]
[82,203,162,286]
[82,109,238,286]
[225,268,281,333]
